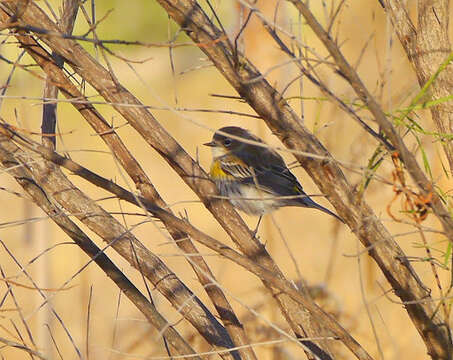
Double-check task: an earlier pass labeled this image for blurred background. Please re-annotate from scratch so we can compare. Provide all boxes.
[0,0,452,359]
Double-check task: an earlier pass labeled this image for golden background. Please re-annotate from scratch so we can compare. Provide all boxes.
[0,1,452,359]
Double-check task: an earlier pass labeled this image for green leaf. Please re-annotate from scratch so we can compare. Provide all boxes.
[415,137,433,180]
[444,242,452,268]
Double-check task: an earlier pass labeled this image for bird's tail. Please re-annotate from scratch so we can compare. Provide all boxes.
[296,196,345,223]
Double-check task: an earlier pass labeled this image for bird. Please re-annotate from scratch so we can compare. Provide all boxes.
[204,126,344,230]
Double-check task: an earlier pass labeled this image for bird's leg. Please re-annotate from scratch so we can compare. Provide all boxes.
[252,215,263,238]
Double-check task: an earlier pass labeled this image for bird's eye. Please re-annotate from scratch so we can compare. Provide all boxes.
[223,139,232,147]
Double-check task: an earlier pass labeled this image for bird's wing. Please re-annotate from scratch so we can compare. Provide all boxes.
[219,154,306,199]
[218,155,255,179]
[238,146,305,195]
[246,164,307,198]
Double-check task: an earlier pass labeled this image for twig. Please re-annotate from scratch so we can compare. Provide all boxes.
[0,124,372,360]
[0,137,201,359]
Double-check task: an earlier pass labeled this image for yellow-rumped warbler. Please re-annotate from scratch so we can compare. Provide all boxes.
[204,126,344,225]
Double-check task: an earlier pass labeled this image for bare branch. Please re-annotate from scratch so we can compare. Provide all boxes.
[286,0,453,242]
[382,0,453,174]
[41,0,78,149]
[0,3,351,358]
[0,134,201,359]
[0,122,373,360]
[9,20,256,360]
[0,335,48,360]
[145,0,450,358]
[1,1,450,359]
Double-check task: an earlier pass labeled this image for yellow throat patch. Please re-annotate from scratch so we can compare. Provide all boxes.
[210,160,234,180]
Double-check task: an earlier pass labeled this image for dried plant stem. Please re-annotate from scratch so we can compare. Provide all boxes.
[285,0,453,243]
[0,136,202,360]
[0,3,346,358]
[10,15,255,360]
[0,123,372,360]
[154,1,451,358]
[383,0,453,175]
[0,132,238,358]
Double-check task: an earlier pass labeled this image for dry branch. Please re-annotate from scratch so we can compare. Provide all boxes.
[0,122,373,360]
[0,335,48,360]
[41,0,78,149]
[9,14,256,359]
[5,147,239,359]
[152,1,451,359]
[0,134,201,359]
[1,1,451,359]
[0,2,350,358]
[383,0,453,174]
[285,0,453,243]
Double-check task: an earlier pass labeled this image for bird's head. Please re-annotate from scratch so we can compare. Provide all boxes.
[203,126,258,159]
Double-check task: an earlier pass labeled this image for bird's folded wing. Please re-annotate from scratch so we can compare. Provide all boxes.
[244,165,306,197]
[219,156,255,178]
[219,156,306,199]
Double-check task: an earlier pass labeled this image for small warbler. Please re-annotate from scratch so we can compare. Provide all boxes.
[204,126,344,225]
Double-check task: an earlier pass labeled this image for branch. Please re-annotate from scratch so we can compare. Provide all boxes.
[0,3,350,358]
[286,0,453,243]
[382,0,453,174]
[41,0,79,149]
[0,335,48,360]
[0,134,201,359]
[145,0,451,359]
[0,123,373,360]
[9,15,256,360]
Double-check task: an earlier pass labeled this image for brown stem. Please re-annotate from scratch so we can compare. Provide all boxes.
[383,0,453,175]
[155,0,451,359]
[0,135,201,359]
[0,123,373,360]
[0,3,349,358]
[12,17,256,360]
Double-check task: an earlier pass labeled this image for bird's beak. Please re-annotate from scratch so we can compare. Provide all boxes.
[203,141,217,147]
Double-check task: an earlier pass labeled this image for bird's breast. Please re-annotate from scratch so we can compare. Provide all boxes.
[216,180,277,215]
